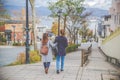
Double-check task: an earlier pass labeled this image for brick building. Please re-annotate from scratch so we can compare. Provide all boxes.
[0,20,33,44]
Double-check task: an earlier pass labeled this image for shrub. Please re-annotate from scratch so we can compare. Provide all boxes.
[1,38,6,42]
[66,44,79,53]
[16,52,26,64]
[30,50,41,63]
[13,43,21,46]
[82,39,87,43]
[31,55,40,63]
[9,50,41,66]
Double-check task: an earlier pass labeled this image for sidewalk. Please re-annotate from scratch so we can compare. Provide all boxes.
[0,50,81,80]
[77,43,120,80]
[0,42,120,80]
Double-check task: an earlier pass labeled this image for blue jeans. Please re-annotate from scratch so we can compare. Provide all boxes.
[43,62,50,69]
[56,55,65,71]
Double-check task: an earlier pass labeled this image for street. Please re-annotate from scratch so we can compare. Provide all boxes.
[0,43,41,67]
[0,46,26,66]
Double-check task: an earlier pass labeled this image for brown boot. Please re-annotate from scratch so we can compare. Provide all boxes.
[45,68,48,74]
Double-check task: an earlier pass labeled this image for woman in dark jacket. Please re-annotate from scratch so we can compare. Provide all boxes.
[55,29,68,74]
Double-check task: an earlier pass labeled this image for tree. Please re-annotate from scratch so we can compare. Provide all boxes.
[29,0,37,50]
[51,22,58,36]
[79,20,93,42]
[48,0,89,43]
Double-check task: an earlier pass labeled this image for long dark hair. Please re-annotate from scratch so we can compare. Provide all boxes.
[42,33,48,44]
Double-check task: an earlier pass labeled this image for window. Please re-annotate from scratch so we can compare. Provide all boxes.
[119,15,120,25]
[114,15,116,24]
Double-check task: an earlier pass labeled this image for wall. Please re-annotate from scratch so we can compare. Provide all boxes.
[101,34,120,60]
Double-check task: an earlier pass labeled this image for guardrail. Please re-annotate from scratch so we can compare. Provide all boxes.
[81,44,92,67]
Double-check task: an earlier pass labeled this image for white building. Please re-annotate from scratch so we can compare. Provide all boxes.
[109,0,120,30]
[101,15,111,38]
[88,18,100,40]
[35,16,54,41]
[35,23,47,42]
[101,0,120,37]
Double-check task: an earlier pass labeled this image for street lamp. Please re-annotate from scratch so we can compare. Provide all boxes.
[57,9,62,36]
[25,0,30,64]
[12,25,16,43]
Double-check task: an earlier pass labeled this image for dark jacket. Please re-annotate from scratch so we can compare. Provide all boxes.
[55,36,68,56]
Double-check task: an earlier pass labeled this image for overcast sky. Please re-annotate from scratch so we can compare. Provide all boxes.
[4,0,112,10]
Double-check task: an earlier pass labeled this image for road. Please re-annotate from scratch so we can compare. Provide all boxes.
[0,46,26,66]
[0,43,41,67]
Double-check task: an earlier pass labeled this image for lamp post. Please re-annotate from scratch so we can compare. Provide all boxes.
[57,9,62,36]
[25,0,30,64]
[12,25,16,43]
[75,25,79,45]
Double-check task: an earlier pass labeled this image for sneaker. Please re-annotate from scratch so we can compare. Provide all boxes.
[56,70,59,74]
[61,69,64,71]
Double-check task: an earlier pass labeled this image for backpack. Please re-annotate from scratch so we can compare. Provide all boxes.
[40,43,49,55]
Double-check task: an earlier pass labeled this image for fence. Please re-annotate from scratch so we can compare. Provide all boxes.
[81,44,92,67]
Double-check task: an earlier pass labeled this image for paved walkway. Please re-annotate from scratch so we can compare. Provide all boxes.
[0,42,120,80]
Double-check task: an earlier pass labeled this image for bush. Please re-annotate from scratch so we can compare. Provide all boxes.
[66,44,78,53]
[82,39,87,43]
[8,50,41,66]
[30,50,41,63]
[31,55,40,63]
[0,37,6,42]
[13,43,21,46]
[16,52,26,64]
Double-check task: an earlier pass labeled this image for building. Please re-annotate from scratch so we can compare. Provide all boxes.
[88,18,100,41]
[109,0,120,30]
[0,8,35,44]
[101,15,111,38]
[36,25,46,41]
[100,0,120,38]
[0,20,33,44]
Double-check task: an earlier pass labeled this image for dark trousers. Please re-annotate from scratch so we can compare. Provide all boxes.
[43,62,50,69]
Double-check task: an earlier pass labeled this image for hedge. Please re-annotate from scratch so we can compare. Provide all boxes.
[66,44,80,53]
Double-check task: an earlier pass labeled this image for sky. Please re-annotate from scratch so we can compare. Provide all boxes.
[4,0,112,10]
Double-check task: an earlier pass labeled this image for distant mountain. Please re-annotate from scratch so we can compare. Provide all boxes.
[84,8,109,17]
[5,5,51,16]
[5,5,108,17]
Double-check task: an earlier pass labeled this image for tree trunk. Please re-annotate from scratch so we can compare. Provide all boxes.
[29,0,37,50]
[64,16,66,31]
